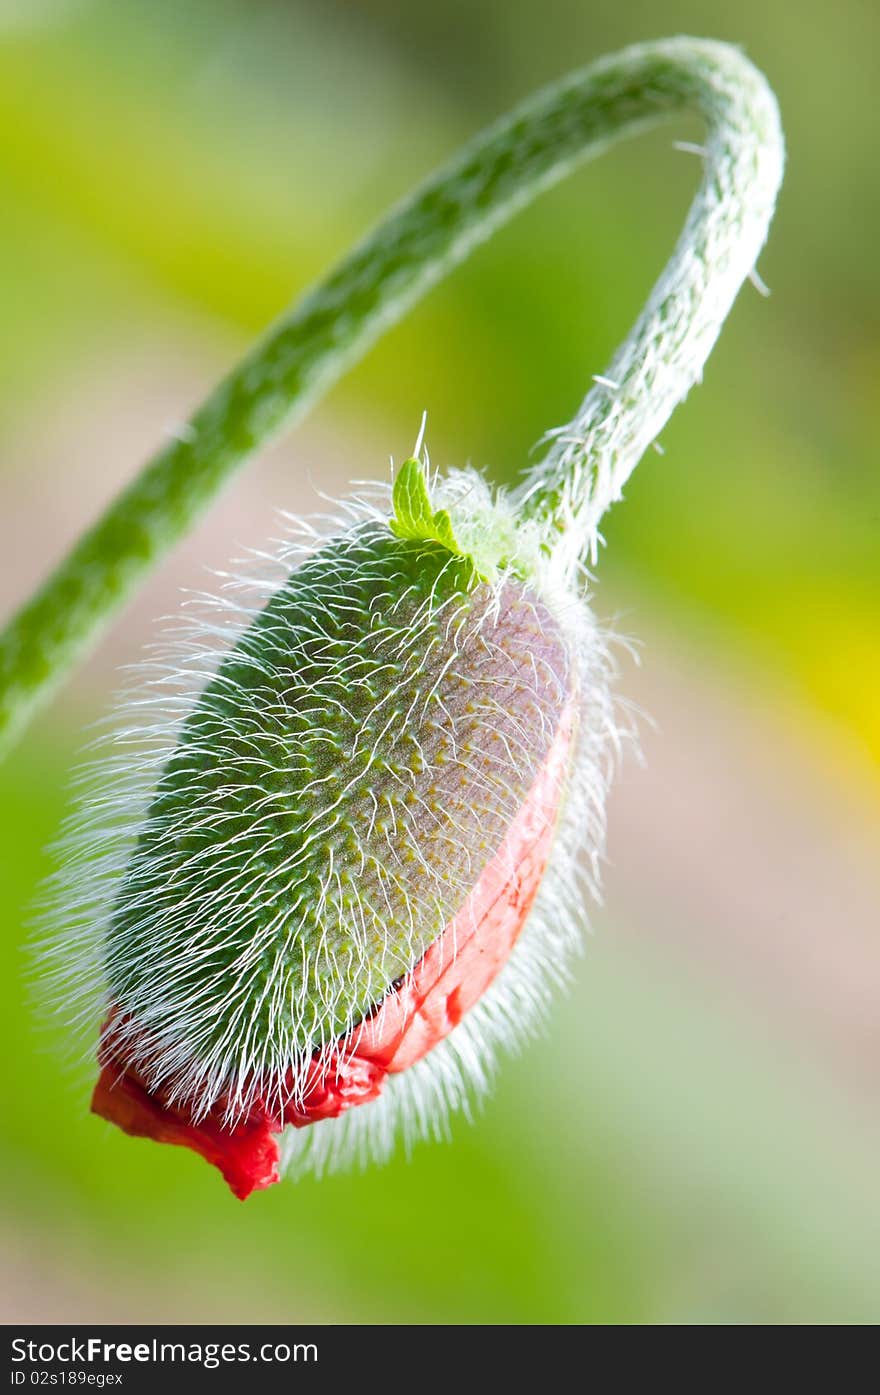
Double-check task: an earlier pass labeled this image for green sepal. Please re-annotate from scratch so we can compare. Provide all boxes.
[389,457,466,554]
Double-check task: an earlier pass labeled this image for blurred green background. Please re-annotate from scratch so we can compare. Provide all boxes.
[1,0,878,1324]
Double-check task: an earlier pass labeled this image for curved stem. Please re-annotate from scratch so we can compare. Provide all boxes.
[0,37,782,758]
[518,40,784,576]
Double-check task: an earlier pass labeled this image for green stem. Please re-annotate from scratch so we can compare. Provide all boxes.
[0,37,782,759]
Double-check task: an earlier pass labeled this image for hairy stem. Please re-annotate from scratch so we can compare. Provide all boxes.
[0,37,782,758]
[517,41,783,573]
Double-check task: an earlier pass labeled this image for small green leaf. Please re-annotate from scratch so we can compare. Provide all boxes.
[390,458,468,561]
[390,457,436,541]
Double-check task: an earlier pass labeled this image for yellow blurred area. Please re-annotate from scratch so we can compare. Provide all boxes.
[787,591,880,766]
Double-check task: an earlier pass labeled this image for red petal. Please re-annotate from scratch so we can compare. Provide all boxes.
[92,1060,280,1201]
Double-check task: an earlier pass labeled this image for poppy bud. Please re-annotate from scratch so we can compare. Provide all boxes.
[45,462,618,1197]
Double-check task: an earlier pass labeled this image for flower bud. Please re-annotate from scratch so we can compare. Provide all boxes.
[45,464,618,1197]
